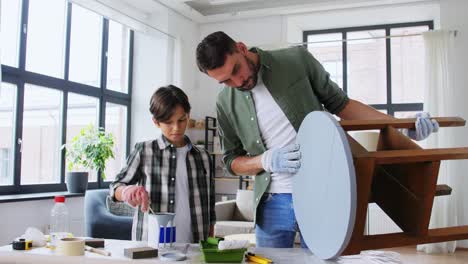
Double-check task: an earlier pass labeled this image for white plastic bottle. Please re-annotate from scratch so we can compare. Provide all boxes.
[50,196,70,246]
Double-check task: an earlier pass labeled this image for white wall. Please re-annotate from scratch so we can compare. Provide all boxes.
[440,0,468,248]
[130,5,200,146]
[0,197,84,245]
[131,31,170,144]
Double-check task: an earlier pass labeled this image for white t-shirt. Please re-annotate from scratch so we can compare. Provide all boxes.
[251,75,297,193]
[174,145,192,242]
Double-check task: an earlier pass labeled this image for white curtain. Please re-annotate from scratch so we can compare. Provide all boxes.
[417,30,457,254]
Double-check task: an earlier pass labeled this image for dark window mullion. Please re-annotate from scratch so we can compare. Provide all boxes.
[128,31,134,97]
[127,31,134,156]
[100,18,109,92]
[342,31,348,94]
[12,0,29,191]
[13,81,25,190]
[64,2,72,81]
[18,183,67,194]
[59,3,72,184]
[126,102,132,161]
[98,99,106,188]
[98,18,109,188]
[18,0,29,71]
[385,27,393,116]
[369,104,389,110]
[60,92,68,185]
[99,18,109,130]
[392,103,424,112]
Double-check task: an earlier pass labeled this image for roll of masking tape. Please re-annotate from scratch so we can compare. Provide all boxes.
[57,238,85,256]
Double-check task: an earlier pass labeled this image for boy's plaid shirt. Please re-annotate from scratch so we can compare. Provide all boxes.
[110,135,215,241]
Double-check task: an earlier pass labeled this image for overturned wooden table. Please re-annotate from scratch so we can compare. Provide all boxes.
[294,112,468,259]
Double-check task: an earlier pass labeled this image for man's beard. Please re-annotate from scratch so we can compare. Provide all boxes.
[236,56,259,91]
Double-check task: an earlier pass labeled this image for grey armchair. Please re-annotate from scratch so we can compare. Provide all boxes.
[84,189,133,240]
[214,189,255,237]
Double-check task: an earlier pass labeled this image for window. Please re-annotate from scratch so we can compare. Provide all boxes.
[66,93,99,182]
[1,0,22,67]
[0,149,12,183]
[303,21,432,116]
[107,21,131,93]
[0,83,17,186]
[0,0,133,194]
[104,103,128,182]
[307,33,343,88]
[26,0,67,78]
[69,4,102,86]
[21,85,62,184]
[391,26,428,104]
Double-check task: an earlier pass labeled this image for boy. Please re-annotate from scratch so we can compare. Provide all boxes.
[110,85,215,242]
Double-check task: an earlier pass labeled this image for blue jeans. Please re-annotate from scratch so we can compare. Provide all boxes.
[255,193,308,248]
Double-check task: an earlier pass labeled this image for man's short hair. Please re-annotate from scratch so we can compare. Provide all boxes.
[149,85,191,122]
[196,31,237,73]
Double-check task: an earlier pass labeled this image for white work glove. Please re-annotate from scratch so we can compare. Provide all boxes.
[261,144,301,174]
[121,185,149,212]
[402,112,439,141]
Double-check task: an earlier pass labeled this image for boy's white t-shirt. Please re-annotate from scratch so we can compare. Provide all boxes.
[251,74,297,193]
[173,145,192,242]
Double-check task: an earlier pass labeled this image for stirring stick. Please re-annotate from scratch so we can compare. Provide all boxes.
[85,245,111,256]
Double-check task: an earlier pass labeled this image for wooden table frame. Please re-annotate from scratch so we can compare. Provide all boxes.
[339,117,468,255]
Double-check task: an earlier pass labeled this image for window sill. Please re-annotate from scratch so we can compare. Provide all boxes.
[0,191,85,203]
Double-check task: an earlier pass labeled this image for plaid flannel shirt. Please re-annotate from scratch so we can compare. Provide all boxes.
[109,135,215,241]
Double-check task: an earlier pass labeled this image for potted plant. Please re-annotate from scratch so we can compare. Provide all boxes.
[62,124,115,193]
[195,140,205,149]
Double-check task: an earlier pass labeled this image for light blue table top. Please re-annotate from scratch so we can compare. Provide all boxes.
[293,111,357,259]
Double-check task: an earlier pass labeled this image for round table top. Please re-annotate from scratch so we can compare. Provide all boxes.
[293,111,357,259]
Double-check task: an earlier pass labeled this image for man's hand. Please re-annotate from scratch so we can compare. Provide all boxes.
[407,112,439,141]
[121,185,149,212]
[261,144,301,174]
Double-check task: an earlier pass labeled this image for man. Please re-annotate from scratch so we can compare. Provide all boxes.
[195,31,438,248]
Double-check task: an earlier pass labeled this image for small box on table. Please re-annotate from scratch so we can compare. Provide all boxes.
[124,247,158,259]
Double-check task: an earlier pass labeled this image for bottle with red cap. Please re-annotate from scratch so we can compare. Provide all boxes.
[50,196,69,247]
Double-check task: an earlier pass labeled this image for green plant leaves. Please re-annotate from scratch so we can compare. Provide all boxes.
[62,124,115,179]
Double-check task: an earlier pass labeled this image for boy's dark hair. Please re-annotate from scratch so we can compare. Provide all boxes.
[149,85,191,122]
[196,31,237,73]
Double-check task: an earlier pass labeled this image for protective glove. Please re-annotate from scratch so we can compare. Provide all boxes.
[406,112,439,141]
[121,185,149,212]
[261,144,301,174]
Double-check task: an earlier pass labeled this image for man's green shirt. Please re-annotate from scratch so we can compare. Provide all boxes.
[216,46,349,221]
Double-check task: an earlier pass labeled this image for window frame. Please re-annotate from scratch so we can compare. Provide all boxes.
[1,0,133,195]
[303,21,434,116]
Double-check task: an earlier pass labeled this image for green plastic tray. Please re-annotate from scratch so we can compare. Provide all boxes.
[199,240,247,263]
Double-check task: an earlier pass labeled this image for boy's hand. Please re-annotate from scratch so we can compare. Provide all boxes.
[121,185,149,212]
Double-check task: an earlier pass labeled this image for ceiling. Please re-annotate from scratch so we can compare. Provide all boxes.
[184,0,329,16]
[152,0,432,23]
